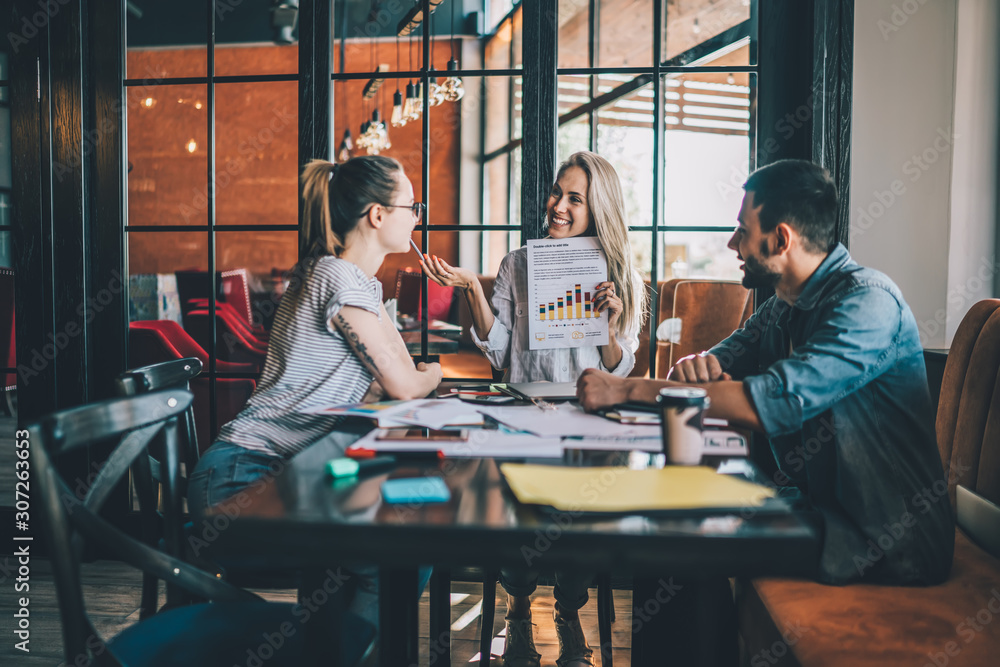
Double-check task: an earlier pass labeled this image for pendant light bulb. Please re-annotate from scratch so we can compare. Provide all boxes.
[391,90,406,127]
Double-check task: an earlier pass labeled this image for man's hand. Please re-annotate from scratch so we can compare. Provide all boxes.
[576,368,629,412]
[667,352,732,383]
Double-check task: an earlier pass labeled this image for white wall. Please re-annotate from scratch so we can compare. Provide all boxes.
[850,0,999,348]
[946,0,1000,342]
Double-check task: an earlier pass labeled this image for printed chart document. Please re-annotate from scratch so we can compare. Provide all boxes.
[527,237,609,350]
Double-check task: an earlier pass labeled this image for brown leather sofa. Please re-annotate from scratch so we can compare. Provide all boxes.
[737,299,1000,666]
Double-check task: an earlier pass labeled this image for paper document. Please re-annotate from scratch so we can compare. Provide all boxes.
[527,237,609,350]
[477,404,661,439]
[348,429,564,458]
[500,464,775,513]
[305,399,483,428]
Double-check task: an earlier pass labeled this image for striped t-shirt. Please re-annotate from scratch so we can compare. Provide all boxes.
[217,256,382,457]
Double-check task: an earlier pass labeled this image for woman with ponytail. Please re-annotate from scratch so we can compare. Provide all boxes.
[421,151,648,667]
[189,156,442,634]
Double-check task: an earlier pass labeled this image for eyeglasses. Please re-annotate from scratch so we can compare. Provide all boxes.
[382,202,426,220]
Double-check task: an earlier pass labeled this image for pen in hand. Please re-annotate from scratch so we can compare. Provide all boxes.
[409,238,423,256]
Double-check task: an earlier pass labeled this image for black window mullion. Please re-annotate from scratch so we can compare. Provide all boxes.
[420,0,431,360]
[588,0,598,151]
[207,0,218,443]
[649,0,664,379]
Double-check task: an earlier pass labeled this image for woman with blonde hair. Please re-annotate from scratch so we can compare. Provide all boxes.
[421,151,648,667]
[189,155,442,638]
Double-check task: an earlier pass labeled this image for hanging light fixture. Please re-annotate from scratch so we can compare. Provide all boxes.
[391,33,407,127]
[405,29,422,122]
[441,0,464,102]
[442,58,464,102]
[391,89,406,127]
[426,9,444,107]
[337,130,352,162]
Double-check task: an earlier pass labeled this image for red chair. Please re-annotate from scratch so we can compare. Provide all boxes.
[129,320,256,451]
[220,268,253,326]
[395,269,456,322]
[176,268,272,339]
[184,309,268,370]
[185,299,269,343]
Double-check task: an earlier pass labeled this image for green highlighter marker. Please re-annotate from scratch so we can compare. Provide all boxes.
[326,456,397,479]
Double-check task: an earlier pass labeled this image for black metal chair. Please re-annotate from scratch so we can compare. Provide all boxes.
[33,389,375,667]
[116,357,204,618]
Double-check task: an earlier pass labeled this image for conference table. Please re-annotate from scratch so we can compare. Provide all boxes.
[209,425,820,667]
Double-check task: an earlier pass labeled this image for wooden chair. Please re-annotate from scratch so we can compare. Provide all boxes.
[116,357,204,619]
[33,389,375,667]
[654,279,753,378]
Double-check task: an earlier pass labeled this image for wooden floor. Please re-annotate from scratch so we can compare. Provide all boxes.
[0,559,634,666]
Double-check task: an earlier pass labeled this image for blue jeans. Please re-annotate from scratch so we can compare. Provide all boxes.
[188,437,430,629]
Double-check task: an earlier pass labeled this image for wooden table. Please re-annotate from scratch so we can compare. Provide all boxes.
[210,440,819,666]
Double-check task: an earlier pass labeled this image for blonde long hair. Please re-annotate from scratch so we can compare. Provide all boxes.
[555,151,648,337]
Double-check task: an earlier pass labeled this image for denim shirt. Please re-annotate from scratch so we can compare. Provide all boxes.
[709,244,954,585]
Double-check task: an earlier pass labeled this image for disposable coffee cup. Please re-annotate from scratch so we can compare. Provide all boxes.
[657,387,710,465]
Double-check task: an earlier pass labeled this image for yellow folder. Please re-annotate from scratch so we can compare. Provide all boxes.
[499,464,775,513]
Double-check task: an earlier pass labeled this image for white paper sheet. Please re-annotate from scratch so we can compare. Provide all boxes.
[304,399,483,428]
[347,428,564,458]
[526,237,609,350]
[477,404,662,439]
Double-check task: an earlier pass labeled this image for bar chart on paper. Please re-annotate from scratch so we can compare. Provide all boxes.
[537,284,597,320]
[527,237,609,350]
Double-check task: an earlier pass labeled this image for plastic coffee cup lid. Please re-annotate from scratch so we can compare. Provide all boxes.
[657,386,708,407]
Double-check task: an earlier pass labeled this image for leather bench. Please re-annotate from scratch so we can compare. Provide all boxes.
[738,299,1000,666]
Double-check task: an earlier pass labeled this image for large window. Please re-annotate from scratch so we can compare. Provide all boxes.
[489,0,758,375]
[121,0,760,443]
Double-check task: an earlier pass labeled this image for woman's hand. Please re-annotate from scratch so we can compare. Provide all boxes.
[594,281,624,331]
[419,254,478,292]
[416,361,443,385]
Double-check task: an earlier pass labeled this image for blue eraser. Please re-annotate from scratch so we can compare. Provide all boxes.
[381,477,451,504]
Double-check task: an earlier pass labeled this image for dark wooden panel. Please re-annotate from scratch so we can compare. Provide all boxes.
[48,0,88,408]
[756,0,815,164]
[87,0,128,401]
[521,0,557,242]
[10,0,56,422]
[812,0,854,248]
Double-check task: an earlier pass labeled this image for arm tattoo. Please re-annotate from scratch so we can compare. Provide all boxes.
[335,313,380,375]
